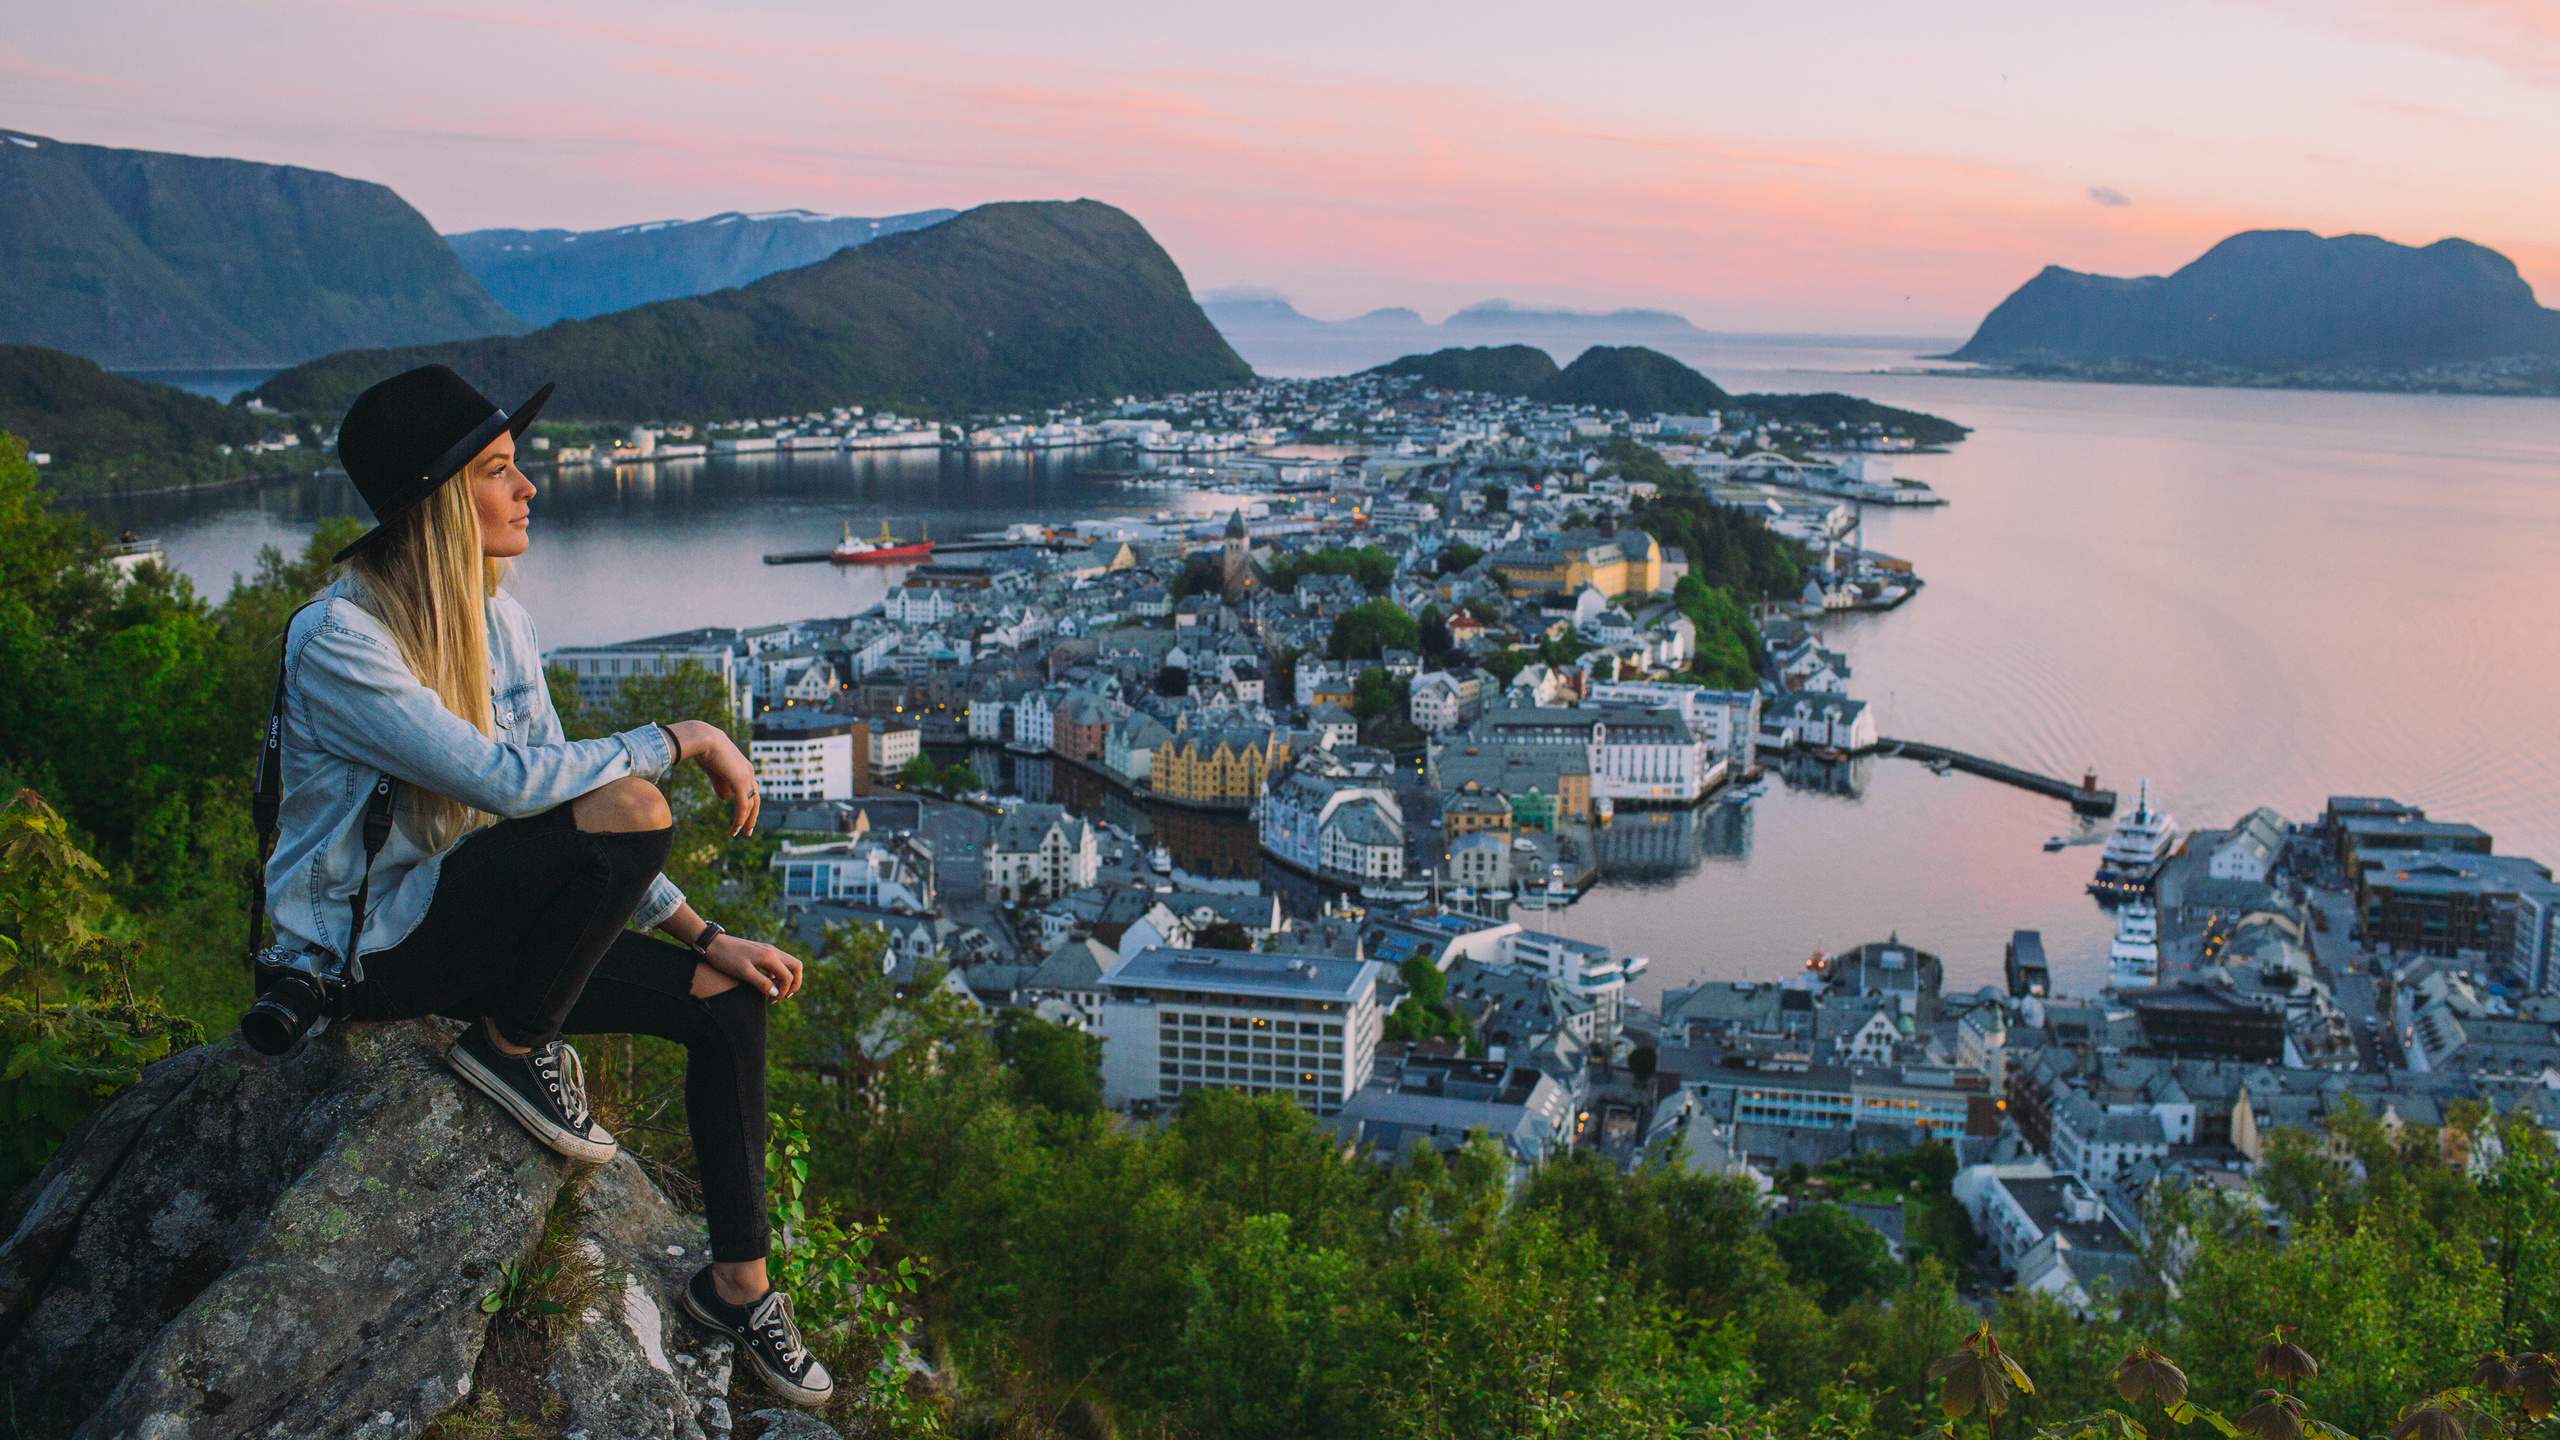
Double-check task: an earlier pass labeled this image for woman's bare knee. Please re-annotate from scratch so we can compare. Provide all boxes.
[572,776,670,833]
[689,961,741,999]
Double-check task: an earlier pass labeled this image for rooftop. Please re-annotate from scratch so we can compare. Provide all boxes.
[1107,946,1382,1004]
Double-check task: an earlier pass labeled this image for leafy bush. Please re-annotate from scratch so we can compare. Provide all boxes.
[0,789,200,1192]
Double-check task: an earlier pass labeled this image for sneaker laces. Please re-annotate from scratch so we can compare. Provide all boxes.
[751,1290,812,1371]
[533,1042,592,1129]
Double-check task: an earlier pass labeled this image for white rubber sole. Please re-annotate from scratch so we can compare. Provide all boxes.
[681,1285,836,1406]
[447,1044,620,1165]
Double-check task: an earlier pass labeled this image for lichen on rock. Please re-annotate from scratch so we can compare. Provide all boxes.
[0,1020,761,1439]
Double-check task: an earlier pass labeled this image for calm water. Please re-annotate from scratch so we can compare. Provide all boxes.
[84,340,2560,1002]
[83,447,1225,644]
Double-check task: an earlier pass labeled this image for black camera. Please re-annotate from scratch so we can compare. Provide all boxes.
[241,946,353,1057]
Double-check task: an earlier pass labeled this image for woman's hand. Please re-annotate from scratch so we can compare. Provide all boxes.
[700,932,804,1001]
[668,720,759,836]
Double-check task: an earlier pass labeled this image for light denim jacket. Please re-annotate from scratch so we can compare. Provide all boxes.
[266,578,685,971]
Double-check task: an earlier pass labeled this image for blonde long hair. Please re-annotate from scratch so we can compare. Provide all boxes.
[346,473,508,847]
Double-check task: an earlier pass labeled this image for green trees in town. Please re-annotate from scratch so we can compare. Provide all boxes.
[1330,600,1419,661]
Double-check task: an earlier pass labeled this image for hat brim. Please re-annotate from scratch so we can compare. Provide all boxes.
[333,382,557,563]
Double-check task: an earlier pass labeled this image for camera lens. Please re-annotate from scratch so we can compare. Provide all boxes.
[241,972,324,1056]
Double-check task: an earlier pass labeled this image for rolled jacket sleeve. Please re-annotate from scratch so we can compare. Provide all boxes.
[634,872,687,933]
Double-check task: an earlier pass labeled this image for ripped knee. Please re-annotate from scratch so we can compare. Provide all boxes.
[573,776,671,834]
[689,960,741,999]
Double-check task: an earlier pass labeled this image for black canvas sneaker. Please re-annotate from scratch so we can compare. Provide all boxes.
[447,1021,618,1164]
[682,1266,836,1406]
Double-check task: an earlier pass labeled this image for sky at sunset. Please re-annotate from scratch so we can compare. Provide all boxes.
[11,0,2560,333]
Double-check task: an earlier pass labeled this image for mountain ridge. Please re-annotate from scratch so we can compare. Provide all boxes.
[447,208,959,324]
[254,200,1253,420]
[1952,229,2560,369]
[0,128,522,368]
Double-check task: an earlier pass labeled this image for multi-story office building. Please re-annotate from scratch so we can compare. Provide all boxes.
[1098,947,1385,1114]
[748,709,866,801]
[549,629,749,723]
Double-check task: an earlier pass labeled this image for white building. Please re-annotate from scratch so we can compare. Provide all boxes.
[749,710,862,801]
[989,803,1099,902]
[1295,659,1349,707]
[2209,807,2289,883]
[1500,929,1629,1035]
[1097,947,1385,1114]
[1307,702,1359,750]
[1587,707,1723,804]
[770,838,932,912]
[1319,797,1406,881]
[1410,671,1477,732]
[1014,686,1064,751]
[1447,830,1512,890]
[1261,765,1405,879]
[966,690,1010,742]
[869,721,920,776]
[884,584,959,624]
[1759,692,1876,753]
[1586,681,1759,770]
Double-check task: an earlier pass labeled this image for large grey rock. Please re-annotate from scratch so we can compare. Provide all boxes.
[0,1018,752,1440]
[0,1020,566,1439]
[543,1154,736,1440]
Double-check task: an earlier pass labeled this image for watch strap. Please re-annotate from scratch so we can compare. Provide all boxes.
[689,919,726,955]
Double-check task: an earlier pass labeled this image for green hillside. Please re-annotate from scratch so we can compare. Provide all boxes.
[0,127,521,369]
[0,345,321,496]
[256,201,1255,421]
[1368,344,1561,393]
[1727,391,1970,447]
[1537,344,1732,412]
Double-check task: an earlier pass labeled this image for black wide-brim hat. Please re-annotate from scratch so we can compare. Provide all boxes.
[332,365,555,562]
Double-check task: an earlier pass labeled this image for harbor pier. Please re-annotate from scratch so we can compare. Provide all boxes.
[1873,738,2118,815]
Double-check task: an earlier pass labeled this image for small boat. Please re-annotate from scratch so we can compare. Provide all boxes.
[2044,837,2067,853]
[831,518,933,565]
[1622,954,1650,978]
[1149,845,1173,875]
[1360,882,1429,904]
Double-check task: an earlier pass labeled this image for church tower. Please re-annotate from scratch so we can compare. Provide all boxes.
[1221,508,1252,601]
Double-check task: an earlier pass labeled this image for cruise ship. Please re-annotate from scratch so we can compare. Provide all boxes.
[2107,900,2161,987]
[2089,779,2177,900]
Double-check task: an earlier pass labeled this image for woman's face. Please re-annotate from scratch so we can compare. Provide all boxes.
[467,432,536,559]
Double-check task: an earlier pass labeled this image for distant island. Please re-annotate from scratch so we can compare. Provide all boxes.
[446,209,959,325]
[1948,230,2560,395]
[0,128,522,369]
[256,201,1254,421]
[1368,344,1970,446]
[1201,292,1705,340]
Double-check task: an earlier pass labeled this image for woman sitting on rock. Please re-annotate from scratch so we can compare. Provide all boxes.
[262,365,831,1407]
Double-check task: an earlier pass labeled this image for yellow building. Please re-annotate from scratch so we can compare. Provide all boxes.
[1489,527,1663,596]
[1442,790,1514,838]
[1151,727,1293,807]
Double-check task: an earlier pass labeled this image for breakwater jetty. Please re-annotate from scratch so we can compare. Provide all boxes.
[1874,738,2118,815]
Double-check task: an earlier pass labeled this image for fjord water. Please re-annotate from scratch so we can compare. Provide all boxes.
[87,343,2560,999]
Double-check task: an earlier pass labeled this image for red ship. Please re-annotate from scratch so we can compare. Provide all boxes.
[830,519,933,565]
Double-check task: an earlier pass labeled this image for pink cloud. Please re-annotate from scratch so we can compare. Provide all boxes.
[612,56,750,86]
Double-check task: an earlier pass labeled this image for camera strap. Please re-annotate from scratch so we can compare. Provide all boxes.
[248,603,399,970]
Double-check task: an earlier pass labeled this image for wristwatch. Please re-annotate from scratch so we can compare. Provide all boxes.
[688,919,727,956]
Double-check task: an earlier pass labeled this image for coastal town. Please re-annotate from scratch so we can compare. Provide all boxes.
[549,371,2560,1315]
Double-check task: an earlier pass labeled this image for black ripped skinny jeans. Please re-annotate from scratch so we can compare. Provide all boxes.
[348,802,769,1261]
